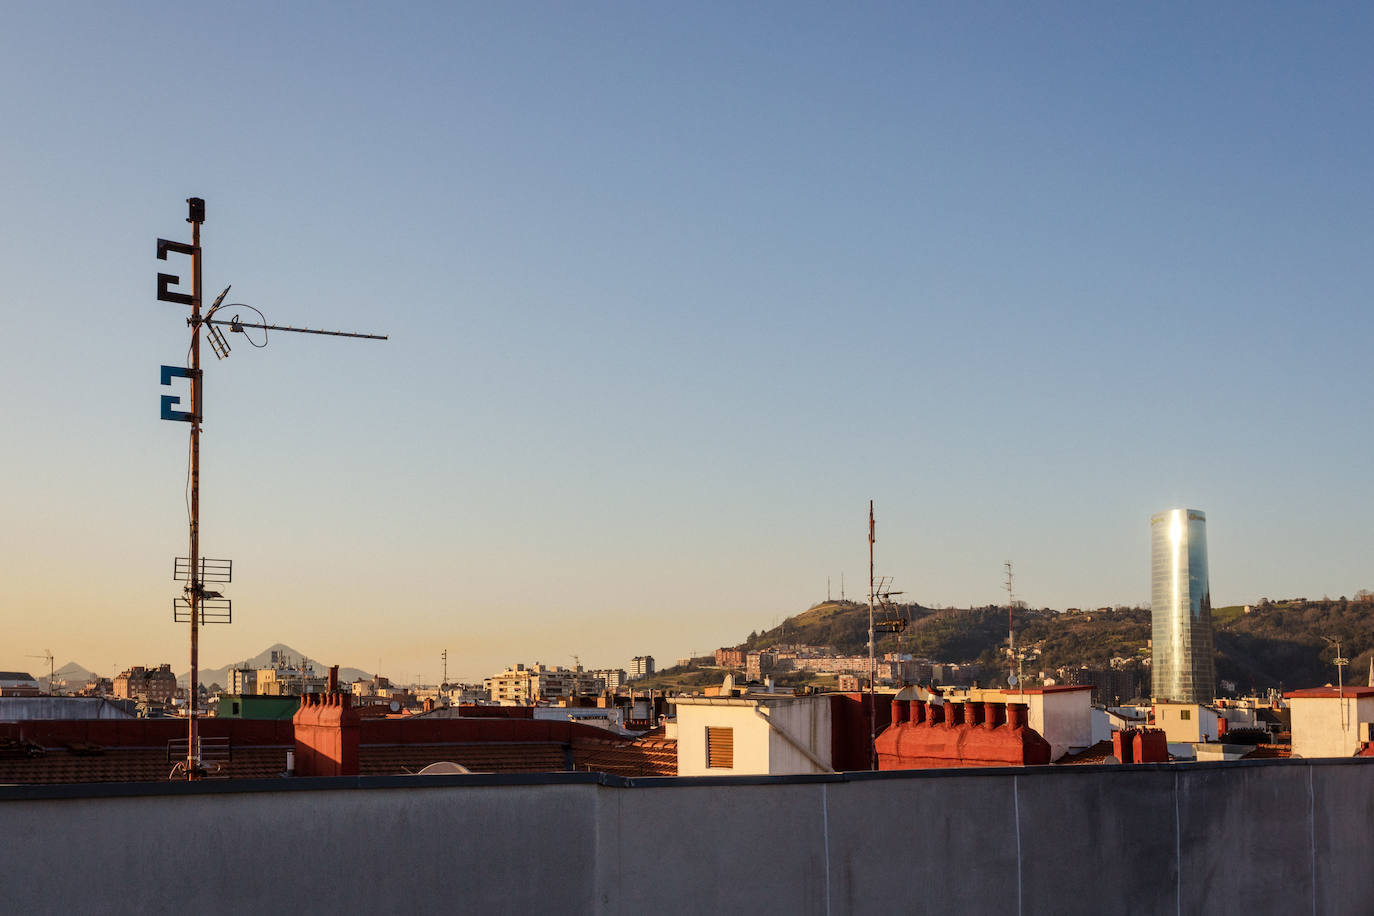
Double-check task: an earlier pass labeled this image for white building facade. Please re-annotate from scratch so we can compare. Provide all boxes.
[1285,687,1374,758]
[672,694,833,777]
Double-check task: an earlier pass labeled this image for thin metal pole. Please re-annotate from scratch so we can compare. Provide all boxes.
[868,500,877,770]
[1336,638,1346,742]
[188,206,202,779]
[204,318,387,340]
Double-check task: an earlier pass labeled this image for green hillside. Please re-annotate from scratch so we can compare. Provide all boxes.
[729,595,1374,694]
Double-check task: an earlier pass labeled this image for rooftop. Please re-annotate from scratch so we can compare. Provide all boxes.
[1283,687,1374,699]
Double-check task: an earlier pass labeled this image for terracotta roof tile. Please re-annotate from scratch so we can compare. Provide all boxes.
[360,743,568,775]
[0,746,288,785]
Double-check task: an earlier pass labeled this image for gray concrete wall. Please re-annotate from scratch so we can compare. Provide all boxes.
[2,759,1371,915]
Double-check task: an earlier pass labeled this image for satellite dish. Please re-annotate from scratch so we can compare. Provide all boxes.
[1008,675,1018,687]
[389,699,401,712]
[417,761,471,776]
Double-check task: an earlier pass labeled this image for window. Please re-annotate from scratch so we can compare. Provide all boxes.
[1179,709,1191,721]
[706,726,734,769]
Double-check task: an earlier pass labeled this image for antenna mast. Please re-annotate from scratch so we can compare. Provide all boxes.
[27,651,54,694]
[868,501,877,770]
[1004,561,1015,688]
[156,197,386,779]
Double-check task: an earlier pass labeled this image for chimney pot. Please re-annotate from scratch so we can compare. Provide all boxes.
[984,702,1006,728]
[1006,703,1028,729]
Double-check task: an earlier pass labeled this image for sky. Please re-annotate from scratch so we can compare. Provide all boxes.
[2,3,1372,684]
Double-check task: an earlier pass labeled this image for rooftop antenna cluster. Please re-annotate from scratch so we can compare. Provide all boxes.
[26,650,55,694]
[156,197,386,779]
[867,502,877,769]
[1004,561,1017,689]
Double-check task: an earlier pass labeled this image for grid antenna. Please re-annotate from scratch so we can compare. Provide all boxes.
[156,197,387,779]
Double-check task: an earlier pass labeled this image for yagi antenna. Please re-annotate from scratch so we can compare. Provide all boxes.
[155,197,387,780]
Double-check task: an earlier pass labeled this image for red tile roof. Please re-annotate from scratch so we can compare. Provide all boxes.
[1283,687,1374,699]
[1000,685,1095,695]
[0,715,679,783]
[0,746,288,785]
[570,737,676,777]
[1054,740,1117,765]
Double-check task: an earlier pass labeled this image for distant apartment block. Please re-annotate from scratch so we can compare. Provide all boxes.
[484,663,580,705]
[112,665,177,704]
[351,674,392,698]
[228,668,257,695]
[256,664,326,696]
[715,648,746,669]
[78,676,113,698]
[591,668,627,691]
[630,656,656,680]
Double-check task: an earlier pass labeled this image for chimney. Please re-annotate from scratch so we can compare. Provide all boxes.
[946,701,965,727]
[983,702,1006,728]
[1006,703,1028,729]
[912,700,927,725]
[328,665,339,694]
[965,701,984,727]
[1135,728,1169,763]
[928,701,945,726]
[1113,728,1135,764]
[891,698,908,726]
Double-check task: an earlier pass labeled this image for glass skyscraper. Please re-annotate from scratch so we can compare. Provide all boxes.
[1150,508,1216,703]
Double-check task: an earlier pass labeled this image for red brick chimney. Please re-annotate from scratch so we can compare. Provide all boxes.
[292,692,360,777]
[1112,728,1135,764]
[1134,728,1169,763]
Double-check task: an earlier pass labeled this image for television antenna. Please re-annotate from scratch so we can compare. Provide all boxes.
[26,651,55,694]
[1322,635,1350,740]
[156,198,386,779]
[1004,561,1017,690]
[867,501,878,769]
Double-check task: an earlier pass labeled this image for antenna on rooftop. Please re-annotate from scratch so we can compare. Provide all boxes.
[156,197,387,780]
[26,650,54,695]
[1005,561,1016,688]
[867,501,877,769]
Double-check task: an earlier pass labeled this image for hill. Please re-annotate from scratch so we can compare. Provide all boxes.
[730,595,1374,694]
[180,644,371,689]
[37,661,97,692]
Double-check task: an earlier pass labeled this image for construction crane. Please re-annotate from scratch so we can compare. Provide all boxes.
[26,650,55,694]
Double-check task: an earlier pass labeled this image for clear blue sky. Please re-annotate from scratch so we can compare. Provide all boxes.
[2,3,1371,683]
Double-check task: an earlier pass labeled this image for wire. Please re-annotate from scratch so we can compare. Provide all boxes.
[184,433,193,527]
[226,303,270,348]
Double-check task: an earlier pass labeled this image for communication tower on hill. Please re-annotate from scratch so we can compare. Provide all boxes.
[155,198,386,779]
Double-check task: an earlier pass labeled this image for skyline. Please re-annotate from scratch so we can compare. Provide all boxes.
[3,4,1373,683]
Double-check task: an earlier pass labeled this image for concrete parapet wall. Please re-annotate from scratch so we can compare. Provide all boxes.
[2,758,1371,914]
